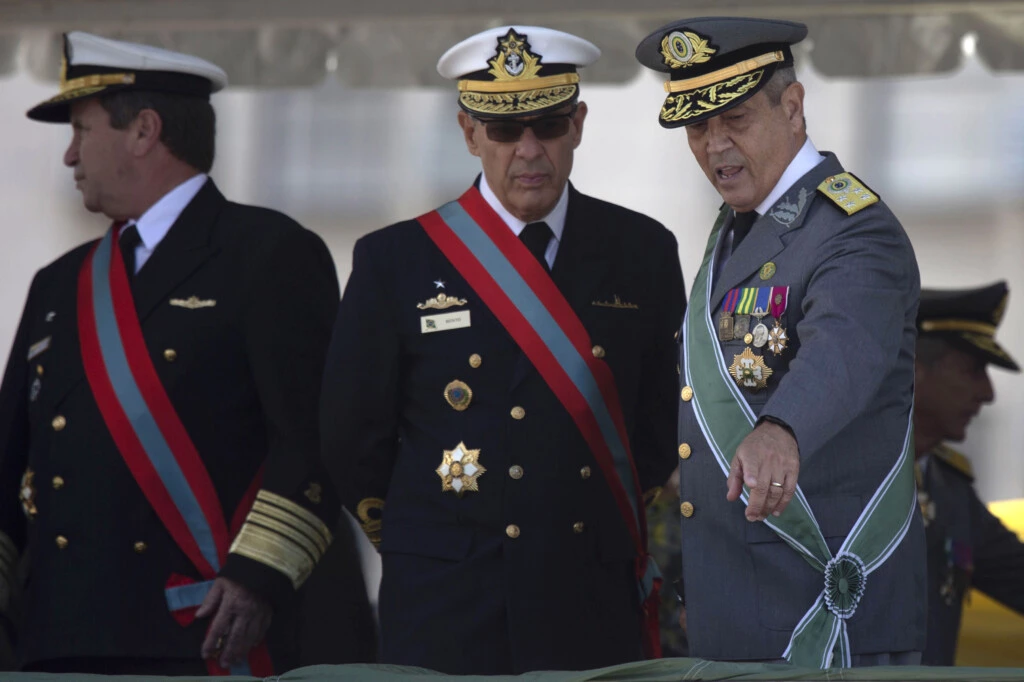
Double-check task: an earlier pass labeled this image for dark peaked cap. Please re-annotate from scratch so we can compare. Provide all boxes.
[918,281,1020,372]
[635,17,807,128]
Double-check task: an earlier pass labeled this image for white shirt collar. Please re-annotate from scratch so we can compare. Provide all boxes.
[478,174,568,243]
[755,137,825,216]
[130,174,208,250]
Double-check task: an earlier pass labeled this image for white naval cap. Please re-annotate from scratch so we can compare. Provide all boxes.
[437,25,600,118]
[28,31,228,123]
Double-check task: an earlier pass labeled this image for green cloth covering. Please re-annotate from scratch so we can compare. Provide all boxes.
[5,660,1024,681]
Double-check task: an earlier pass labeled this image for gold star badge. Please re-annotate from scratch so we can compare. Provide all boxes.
[437,442,486,496]
[729,347,773,391]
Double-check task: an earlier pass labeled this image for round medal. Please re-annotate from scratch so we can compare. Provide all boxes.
[752,323,769,348]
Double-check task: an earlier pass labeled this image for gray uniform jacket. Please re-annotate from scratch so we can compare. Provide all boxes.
[678,153,927,660]
[920,446,1024,666]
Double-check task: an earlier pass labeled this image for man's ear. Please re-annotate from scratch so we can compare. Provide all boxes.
[457,110,481,158]
[571,101,588,150]
[130,108,163,157]
[781,81,805,134]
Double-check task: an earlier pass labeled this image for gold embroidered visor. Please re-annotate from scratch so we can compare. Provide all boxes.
[660,50,784,127]
[459,74,579,117]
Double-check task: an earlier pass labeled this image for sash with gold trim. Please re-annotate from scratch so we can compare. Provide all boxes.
[682,207,917,668]
[77,226,273,677]
[417,187,662,657]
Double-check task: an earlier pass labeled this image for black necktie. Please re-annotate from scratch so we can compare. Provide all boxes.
[730,211,757,255]
[119,224,142,277]
[520,221,553,272]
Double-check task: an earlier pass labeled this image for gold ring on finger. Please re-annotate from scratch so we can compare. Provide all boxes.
[770,481,784,488]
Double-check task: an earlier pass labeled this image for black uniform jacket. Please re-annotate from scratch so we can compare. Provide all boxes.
[921,445,1024,665]
[321,183,685,674]
[0,180,341,667]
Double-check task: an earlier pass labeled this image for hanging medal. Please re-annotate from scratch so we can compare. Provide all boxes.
[767,286,790,356]
[718,288,741,342]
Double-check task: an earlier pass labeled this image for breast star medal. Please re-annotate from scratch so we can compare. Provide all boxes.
[767,320,789,356]
[437,442,486,496]
[729,347,773,390]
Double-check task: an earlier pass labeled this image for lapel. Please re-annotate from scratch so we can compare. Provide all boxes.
[708,153,845,311]
[48,180,225,408]
[509,184,611,392]
[132,179,224,322]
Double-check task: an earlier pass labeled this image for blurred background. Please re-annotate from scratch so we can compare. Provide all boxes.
[0,0,1023,666]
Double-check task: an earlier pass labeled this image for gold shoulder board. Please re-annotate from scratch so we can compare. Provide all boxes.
[934,444,975,480]
[816,172,879,216]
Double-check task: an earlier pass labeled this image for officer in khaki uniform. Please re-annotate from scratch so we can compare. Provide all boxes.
[321,25,684,676]
[0,32,347,675]
[913,282,1024,665]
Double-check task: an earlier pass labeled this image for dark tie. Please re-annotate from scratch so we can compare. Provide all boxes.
[119,224,142,277]
[730,211,757,255]
[520,221,553,272]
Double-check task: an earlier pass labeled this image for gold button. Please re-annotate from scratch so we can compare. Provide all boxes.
[580,466,592,480]
[744,333,753,345]
[674,330,680,342]
[52,476,65,490]
[680,502,694,518]
[36,365,44,377]
[509,465,524,480]
[163,349,177,362]
[134,541,148,554]
[573,522,585,534]
[678,444,691,460]
[680,386,693,402]
[511,406,526,420]
[592,345,605,359]
[469,353,482,369]
[505,524,520,539]
[55,535,69,549]
[51,415,66,431]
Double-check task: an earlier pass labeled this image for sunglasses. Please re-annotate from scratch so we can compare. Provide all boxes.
[474,106,578,143]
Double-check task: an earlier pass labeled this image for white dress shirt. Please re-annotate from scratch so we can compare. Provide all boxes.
[120,173,208,274]
[479,174,568,269]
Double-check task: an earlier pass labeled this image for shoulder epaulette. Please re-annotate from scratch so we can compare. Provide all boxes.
[933,444,975,480]
[816,172,879,216]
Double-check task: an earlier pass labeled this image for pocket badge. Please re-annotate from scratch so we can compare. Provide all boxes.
[443,380,473,411]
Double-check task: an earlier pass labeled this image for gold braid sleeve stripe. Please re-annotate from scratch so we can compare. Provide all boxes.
[664,51,784,93]
[229,490,333,589]
[458,72,579,94]
[920,319,997,337]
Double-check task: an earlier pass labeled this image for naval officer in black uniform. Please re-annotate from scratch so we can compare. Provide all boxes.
[321,25,685,675]
[913,282,1024,665]
[0,32,355,675]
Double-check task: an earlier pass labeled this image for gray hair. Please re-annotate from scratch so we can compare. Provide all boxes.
[762,66,797,106]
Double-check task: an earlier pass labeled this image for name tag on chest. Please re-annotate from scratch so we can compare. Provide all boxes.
[421,311,471,334]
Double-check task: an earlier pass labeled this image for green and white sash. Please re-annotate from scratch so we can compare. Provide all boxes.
[682,207,918,668]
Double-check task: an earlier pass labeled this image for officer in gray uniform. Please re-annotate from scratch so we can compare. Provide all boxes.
[636,17,925,667]
[914,281,1024,666]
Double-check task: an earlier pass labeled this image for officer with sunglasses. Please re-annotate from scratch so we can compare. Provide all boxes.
[321,25,685,675]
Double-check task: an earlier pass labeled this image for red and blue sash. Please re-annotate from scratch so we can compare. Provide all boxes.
[418,187,661,656]
[77,226,272,676]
